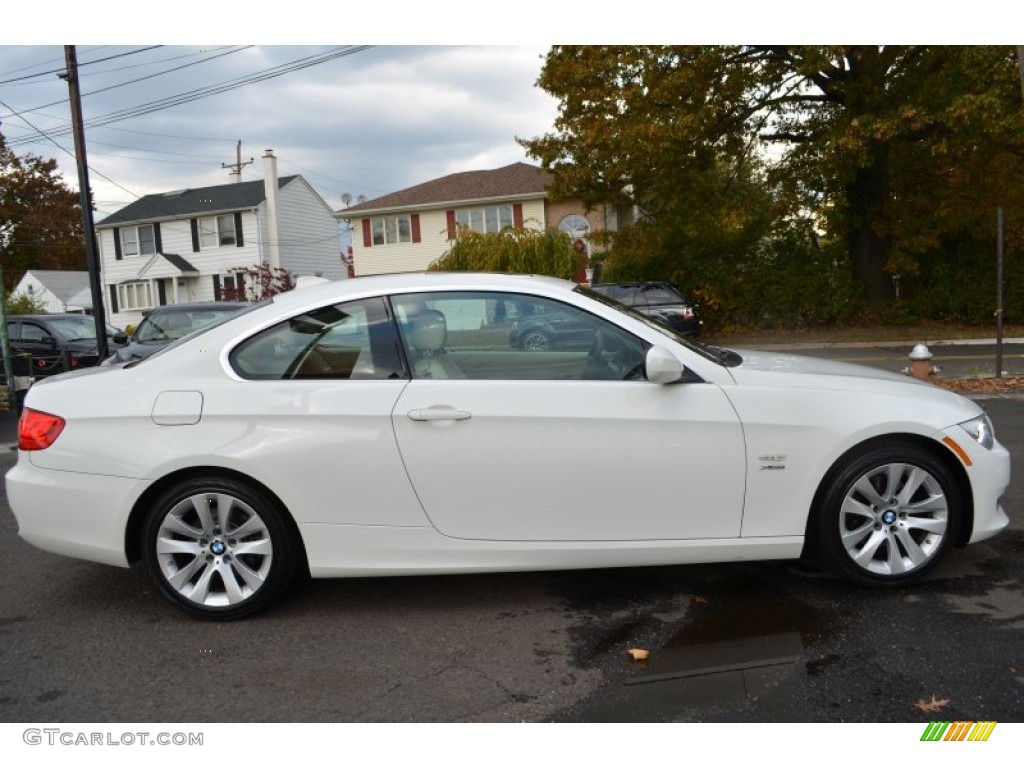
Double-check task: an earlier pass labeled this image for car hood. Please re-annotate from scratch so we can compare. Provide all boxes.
[724,347,976,407]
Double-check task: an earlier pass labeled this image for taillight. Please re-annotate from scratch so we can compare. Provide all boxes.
[18,408,66,451]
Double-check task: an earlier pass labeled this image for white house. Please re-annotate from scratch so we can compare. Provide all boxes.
[10,270,92,314]
[96,150,345,328]
[337,162,633,278]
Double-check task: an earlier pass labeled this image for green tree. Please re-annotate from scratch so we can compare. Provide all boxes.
[522,46,1024,316]
[4,291,47,315]
[0,133,86,292]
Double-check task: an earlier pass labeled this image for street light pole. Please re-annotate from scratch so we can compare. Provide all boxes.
[62,45,108,361]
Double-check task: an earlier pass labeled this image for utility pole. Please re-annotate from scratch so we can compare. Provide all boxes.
[222,140,253,182]
[996,207,1004,379]
[62,45,108,361]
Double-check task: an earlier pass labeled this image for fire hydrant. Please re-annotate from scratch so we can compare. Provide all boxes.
[908,343,934,380]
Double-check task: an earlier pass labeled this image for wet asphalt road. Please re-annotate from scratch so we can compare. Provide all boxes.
[1,366,1022,723]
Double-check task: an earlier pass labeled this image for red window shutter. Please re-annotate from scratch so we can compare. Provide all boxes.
[513,203,524,228]
[361,219,372,248]
[411,214,421,243]
[446,210,456,240]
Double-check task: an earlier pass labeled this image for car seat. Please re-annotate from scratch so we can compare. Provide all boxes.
[408,309,466,380]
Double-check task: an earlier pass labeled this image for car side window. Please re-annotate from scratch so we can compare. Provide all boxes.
[7,322,20,341]
[230,297,404,380]
[391,291,646,382]
[20,323,50,342]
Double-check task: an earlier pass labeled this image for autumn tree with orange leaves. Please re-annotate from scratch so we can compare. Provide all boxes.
[0,133,86,291]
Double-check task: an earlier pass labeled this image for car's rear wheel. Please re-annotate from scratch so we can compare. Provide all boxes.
[813,443,962,587]
[520,330,550,351]
[141,476,297,619]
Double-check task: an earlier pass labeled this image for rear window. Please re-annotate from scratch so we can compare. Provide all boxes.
[637,285,683,305]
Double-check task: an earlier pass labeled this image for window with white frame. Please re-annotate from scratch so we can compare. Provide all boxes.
[371,215,411,246]
[199,215,236,248]
[120,224,156,257]
[118,282,154,311]
[456,205,514,234]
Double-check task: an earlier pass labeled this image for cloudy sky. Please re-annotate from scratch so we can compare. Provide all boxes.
[0,43,558,221]
[1,3,998,223]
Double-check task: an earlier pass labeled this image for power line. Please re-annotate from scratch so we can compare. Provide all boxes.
[0,46,252,122]
[0,46,163,86]
[0,95,142,201]
[5,46,373,148]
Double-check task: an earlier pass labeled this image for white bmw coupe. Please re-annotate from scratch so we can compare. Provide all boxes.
[6,273,1011,619]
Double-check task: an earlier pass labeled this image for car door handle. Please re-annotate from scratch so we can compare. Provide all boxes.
[407,407,472,422]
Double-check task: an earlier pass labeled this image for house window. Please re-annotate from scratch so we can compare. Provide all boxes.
[120,225,156,257]
[199,215,236,249]
[455,205,514,234]
[371,215,411,246]
[117,282,154,311]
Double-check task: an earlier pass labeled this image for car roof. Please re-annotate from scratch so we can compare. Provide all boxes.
[143,302,249,315]
[263,272,579,314]
[7,313,97,320]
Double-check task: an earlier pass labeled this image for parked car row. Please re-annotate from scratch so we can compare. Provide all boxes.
[5,303,251,379]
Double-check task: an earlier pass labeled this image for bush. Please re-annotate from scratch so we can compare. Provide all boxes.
[4,291,47,315]
[429,228,580,280]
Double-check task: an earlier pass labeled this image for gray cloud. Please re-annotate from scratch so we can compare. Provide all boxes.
[0,45,558,219]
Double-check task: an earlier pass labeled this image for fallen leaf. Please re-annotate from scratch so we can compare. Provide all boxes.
[626,648,649,661]
[692,596,710,605]
[915,694,951,713]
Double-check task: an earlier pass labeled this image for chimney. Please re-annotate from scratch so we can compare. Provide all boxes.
[262,149,281,270]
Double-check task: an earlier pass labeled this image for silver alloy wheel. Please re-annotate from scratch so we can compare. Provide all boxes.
[521,331,550,351]
[155,492,273,607]
[839,462,949,576]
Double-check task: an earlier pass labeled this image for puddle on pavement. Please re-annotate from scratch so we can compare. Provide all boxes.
[561,574,844,721]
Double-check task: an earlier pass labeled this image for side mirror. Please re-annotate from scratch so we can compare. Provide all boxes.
[645,345,685,384]
[42,335,58,347]
[112,331,129,345]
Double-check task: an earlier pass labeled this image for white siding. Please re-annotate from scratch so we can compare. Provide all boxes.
[353,209,448,276]
[98,214,264,328]
[276,179,344,279]
[352,198,546,277]
[10,274,68,314]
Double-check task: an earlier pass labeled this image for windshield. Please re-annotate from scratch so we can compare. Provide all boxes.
[136,307,248,343]
[45,315,106,342]
[126,302,264,367]
[576,286,740,367]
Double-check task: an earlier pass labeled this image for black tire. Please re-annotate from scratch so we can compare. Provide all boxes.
[812,442,962,587]
[520,329,551,351]
[141,475,298,619]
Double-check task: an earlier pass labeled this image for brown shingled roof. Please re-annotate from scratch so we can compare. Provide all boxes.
[342,162,552,214]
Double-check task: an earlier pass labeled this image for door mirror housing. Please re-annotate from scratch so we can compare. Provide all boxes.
[645,345,685,384]
[112,331,129,345]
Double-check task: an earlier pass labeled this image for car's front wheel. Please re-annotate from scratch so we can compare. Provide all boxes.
[813,443,962,587]
[141,476,298,619]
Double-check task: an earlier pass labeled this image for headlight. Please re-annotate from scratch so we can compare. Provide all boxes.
[959,414,994,450]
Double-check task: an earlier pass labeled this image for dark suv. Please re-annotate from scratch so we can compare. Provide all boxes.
[589,282,702,336]
[6,314,127,378]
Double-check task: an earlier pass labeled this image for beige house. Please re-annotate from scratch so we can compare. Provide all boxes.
[338,162,630,277]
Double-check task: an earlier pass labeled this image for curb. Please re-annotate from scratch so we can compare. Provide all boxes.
[738,337,1024,351]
